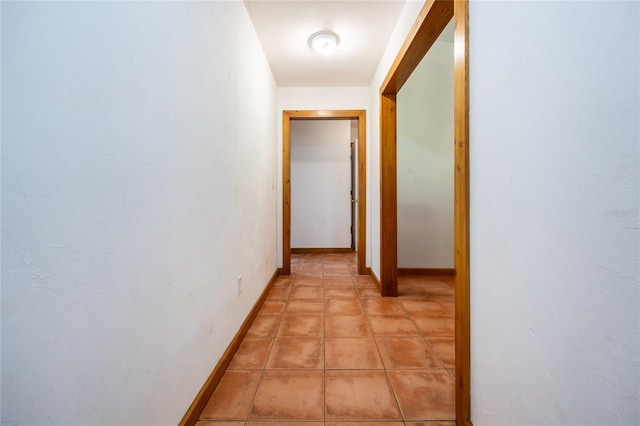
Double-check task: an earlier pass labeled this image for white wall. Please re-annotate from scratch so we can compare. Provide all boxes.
[397,40,454,268]
[369,0,427,279]
[291,120,351,248]
[469,1,640,424]
[1,2,277,424]
[277,87,370,265]
[368,0,639,423]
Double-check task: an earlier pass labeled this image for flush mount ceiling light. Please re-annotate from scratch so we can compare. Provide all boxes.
[308,31,340,55]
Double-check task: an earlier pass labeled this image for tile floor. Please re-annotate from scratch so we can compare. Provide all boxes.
[197,253,455,426]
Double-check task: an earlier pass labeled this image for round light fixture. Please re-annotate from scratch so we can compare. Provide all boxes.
[309,31,340,55]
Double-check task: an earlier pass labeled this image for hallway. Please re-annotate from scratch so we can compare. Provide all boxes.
[197,253,455,425]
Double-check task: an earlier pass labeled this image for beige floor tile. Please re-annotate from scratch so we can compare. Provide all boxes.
[246,315,280,338]
[428,336,455,369]
[325,315,371,337]
[354,275,377,287]
[199,256,457,426]
[324,287,359,299]
[326,423,404,426]
[266,285,290,301]
[376,337,444,369]
[250,370,324,421]
[397,285,431,299]
[277,314,323,337]
[258,300,286,315]
[273,276,292,287]
[228,337,273,370]
[325,370,401,421]
[324,266,352,277]
[412,315,455,337]
[387,370,455,421]
[298,268,323,275]
[289,286,323,299]
[404,423,456,426]
[248,423,323,426]
[398,299,450,316]
[293,275,323,286]
[324,276,355,287]
[266,337,323,369]
[362,299,405,316]
[325,338,383,369]
[199,370,261,420]
[326,299,364,316]
[368,316,420,336]
[357,287,381,298]
[285,299,324,314]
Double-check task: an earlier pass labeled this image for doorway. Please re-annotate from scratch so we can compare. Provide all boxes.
[397,21,454,276]
[282,110,367,276]
[378,0,470,424]
[290,119,353,252]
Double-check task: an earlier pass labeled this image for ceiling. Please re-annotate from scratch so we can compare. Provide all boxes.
[243,0,408,87]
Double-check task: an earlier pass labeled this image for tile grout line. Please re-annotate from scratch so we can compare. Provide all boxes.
[243,264,294,425]
[361,278,406,424]
[397,278,457,423]
[399,295,450,373]
[400,282,456,386]
[322,253,326,425]
[206,253,454,425]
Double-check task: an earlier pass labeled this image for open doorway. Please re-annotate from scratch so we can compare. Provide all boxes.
[282,110,367,276]
[397,21,455,277]
[289,119,354,253]
[378,0,470,424]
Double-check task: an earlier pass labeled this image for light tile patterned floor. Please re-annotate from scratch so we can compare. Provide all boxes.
[197,252,455,425]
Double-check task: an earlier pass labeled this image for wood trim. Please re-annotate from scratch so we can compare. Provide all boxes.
[179,270,280,426]
[377,0,470,424]
[366,267,382,292]
[357,114,367,275]
[381,0,454,95]
[283,113,292,276]
[398,268,455,276]
[453,0,471,424]
[291,247,353,254]
[379,0,453,297]
[283,110,367,277]
[379,93,398,297]
[284,110,363,119]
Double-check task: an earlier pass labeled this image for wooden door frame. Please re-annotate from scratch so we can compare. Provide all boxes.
[282,110,367,276]
[378,0,470,424]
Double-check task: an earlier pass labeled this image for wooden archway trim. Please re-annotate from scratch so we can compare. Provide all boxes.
[378,0,471,424]
[282,110,367,276]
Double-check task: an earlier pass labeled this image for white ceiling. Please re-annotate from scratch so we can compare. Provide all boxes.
[244,0,407,87]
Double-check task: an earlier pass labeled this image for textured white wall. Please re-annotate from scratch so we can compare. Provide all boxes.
[277,87,370,266]
[291,120,352,248]
[397,40,454,268]
[1,2,277,424]
[469,1,640,424]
